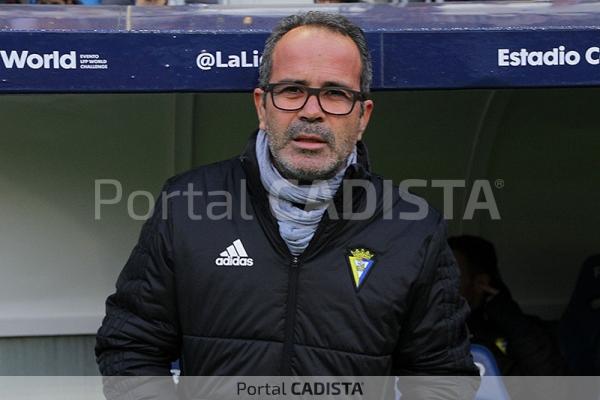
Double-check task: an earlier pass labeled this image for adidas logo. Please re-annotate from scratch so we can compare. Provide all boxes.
[215,239,254,267]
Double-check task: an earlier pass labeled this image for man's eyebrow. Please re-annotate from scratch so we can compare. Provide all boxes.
[276,79,309,85]
[275,79,356,89]
[322,80,354,89]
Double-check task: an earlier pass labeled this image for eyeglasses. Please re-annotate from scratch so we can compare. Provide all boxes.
[263,83,366,116]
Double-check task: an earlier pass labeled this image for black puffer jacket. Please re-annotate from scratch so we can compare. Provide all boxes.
[96,132,477,378]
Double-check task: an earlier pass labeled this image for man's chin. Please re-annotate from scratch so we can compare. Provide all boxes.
[274,159,341,182]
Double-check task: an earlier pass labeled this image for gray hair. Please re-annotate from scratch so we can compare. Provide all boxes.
[258,11,372,94]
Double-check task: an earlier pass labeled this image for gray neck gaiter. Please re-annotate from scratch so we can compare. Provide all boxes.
[255,130,356,256]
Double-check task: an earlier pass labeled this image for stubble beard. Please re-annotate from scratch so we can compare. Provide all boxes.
[265,122,349,182]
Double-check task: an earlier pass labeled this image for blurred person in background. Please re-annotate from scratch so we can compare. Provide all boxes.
[449,235,568,375]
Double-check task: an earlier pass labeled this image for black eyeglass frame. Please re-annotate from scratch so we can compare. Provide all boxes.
[263,83,367,116]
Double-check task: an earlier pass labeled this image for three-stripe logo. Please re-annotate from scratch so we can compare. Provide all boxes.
[215,239,254,266]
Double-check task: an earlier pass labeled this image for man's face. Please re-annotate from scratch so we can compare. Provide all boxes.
[453,250,489,311]
[254,26,374,181]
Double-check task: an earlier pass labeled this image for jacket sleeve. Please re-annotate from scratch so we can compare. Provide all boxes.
[95,181,180,376]
[393,218,479,398]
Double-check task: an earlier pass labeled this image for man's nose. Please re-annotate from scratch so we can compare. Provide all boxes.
[299,93,325,122]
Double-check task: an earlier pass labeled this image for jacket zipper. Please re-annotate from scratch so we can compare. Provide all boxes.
[281,256,300,374]
[240,136,371,375]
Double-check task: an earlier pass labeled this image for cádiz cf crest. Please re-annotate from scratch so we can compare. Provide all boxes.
[347,248,376,290]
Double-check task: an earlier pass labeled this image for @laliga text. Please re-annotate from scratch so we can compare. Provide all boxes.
[196,50,261,70]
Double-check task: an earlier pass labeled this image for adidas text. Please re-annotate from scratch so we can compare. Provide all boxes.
[215,257,254,267]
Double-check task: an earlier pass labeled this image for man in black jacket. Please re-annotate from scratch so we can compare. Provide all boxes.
[96,11,478,395]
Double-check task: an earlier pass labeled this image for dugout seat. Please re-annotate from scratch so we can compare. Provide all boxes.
[471,344,510,400]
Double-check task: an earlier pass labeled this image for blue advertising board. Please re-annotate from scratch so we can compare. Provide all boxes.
[1,2,600,92]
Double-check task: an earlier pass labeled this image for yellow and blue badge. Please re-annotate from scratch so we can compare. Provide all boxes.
[347,248,376,290]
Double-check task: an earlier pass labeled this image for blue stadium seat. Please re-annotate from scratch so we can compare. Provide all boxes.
[471,344,510,400]
[170,360,181,384]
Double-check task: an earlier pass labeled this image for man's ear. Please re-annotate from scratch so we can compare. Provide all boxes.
[254,88,267,130]
[357,99,374,141]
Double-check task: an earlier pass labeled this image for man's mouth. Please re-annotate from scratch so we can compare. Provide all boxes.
[292,134,329,150]
[294,134,327,143]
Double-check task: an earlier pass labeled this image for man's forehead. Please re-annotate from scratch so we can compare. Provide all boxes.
[274,25,354,52]
[270,25,362,88]
[280,25,341,39]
